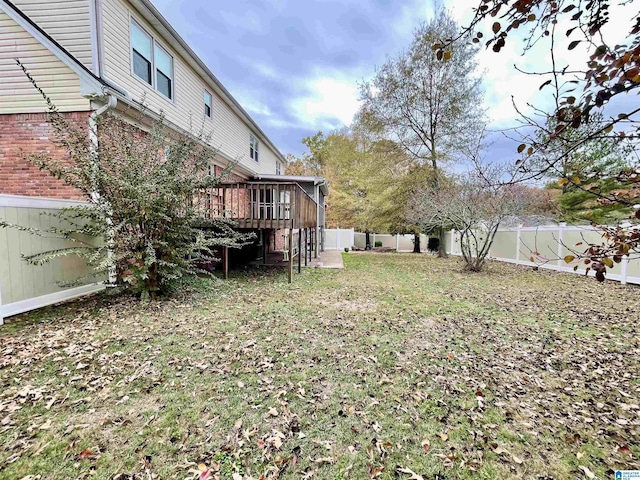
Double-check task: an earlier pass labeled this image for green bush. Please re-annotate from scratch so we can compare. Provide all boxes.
[0,64,254,298]
[374,241,383,247]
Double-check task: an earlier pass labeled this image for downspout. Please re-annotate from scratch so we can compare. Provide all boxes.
[89,94,118,285]
[93,0,104,77]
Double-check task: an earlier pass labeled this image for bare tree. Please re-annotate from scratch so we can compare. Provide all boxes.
[409,169,545,272]
[358,10,486,257]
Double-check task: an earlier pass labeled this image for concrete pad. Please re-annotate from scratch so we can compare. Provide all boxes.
[306,250,344,269]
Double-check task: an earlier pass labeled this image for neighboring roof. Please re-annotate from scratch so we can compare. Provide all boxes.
[254,174,329,196]
[131,0,287,164]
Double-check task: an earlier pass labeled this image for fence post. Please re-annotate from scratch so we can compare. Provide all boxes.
[351,228,355,250]
[621,256,629,285]
[373,233,376,248]
[450,230,454,255]
[336,228,341,251]
[0,280,3,325]
[396,234,400,252]
[557,222,566,269]
[515,225,522,264]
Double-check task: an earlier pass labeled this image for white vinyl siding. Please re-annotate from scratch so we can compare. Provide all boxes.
[9,0,93,69]
[0,11,89,113]
[100,0,281,175]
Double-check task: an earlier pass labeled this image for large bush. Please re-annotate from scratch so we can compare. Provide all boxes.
[1,66,254,297]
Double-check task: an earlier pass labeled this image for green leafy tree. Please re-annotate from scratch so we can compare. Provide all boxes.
[292,130,416,249]
[528,112,633,223]
[284,132,329,176]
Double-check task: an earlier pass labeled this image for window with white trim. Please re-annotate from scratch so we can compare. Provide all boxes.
[154,43,173,99]
[204,90,212,118]
[250,134,259,162]
[276,161,281,175]
[131,21,152,85]
[130,19,174,100]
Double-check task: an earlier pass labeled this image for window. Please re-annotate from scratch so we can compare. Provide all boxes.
[276,161,281,175]
[204,91,212,118]
[130,19,174,100]
[131,21,152,85]
[154,44,173,99]
[250,134,259,162]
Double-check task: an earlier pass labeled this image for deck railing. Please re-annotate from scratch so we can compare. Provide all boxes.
[194,181,317,230]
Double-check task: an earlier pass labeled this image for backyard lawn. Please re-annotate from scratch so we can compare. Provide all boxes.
[1,253,639,480]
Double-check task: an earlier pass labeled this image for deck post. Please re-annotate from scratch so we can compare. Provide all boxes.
[262,230,267,265]
[310,228,314,259]
[223,246,229,280]
[304,228,308,267]
[298,228,302,273]
[288,228,293,283]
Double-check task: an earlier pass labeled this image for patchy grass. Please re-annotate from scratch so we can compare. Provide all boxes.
[1,253,639,480]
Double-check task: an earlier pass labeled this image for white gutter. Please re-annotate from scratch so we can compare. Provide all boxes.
[89,94,117,170]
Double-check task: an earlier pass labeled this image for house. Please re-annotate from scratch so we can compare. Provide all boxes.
[0,0,328,322]
[0,0,328,261]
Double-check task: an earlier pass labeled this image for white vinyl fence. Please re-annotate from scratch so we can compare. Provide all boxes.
[446,224,640,285]
[325,226,639,286]
[324,229,429,252]
[323,228,355,251]
[0,195,105,324]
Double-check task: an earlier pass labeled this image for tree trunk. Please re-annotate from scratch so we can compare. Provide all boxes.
[365,231,372,251]
[413,233,421,253]
[438,228,448,258]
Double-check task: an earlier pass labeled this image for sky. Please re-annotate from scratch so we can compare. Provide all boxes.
[151,0,634,165]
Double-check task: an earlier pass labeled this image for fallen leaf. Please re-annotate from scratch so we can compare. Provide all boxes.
[619,445,633,455]
[78,449,92,459]
[39,419,52,430]
[265,407,278,418]
[396,466,424,480]
[421,438,430,453]
[579,465,595,479]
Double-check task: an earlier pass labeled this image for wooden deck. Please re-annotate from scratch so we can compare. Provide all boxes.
[193,181,317,230]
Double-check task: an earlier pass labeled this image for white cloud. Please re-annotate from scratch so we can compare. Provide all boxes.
[232,69,364,132]
[446,0,636,131]
[392,0,434,40]
[232,90,274,118]
[288,74,363,130]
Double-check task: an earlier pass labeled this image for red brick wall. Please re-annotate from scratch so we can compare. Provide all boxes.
[0,112,89,200]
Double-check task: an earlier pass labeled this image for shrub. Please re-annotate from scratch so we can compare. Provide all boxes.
[0,64,254,298]
[374,241,383,248]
